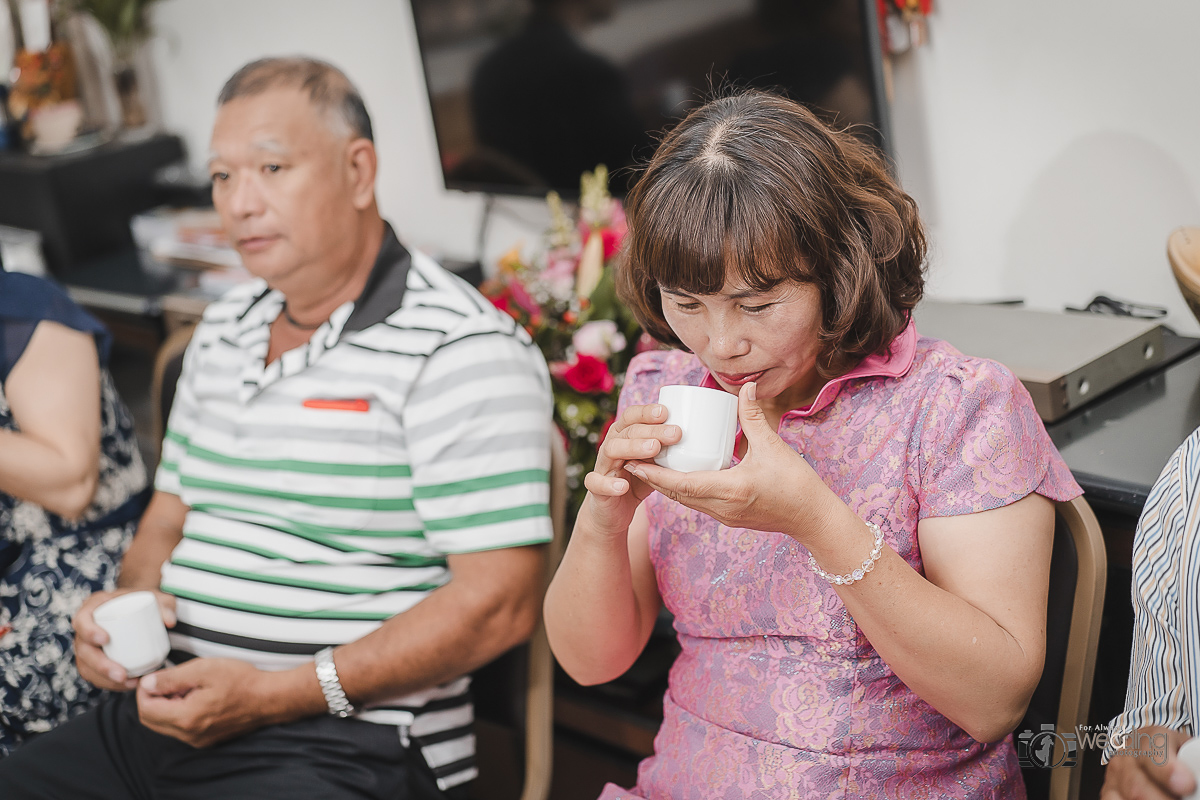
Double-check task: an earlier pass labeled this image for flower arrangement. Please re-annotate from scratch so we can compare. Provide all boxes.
[481,166,648,519]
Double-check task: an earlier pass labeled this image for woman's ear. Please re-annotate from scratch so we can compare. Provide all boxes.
[346,139,378,211]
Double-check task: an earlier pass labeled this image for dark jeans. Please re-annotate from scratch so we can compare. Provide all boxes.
[0,692,466,799]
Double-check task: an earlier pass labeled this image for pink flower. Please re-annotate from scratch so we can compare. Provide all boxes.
[542,249,578,301]
[508,279,541,317]
[572,320,626,360]
[561,355,615,394]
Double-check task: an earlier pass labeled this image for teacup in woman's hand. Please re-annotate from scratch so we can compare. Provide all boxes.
[93,591,170,678]
[653,385,738,473]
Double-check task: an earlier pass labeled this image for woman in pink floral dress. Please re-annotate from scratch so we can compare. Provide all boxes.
[544,91,1081,799]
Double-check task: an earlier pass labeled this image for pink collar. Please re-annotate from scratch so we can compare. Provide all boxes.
[699,320,918,419]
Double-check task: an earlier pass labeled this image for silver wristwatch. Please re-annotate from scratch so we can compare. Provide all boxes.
[314,647,356,718]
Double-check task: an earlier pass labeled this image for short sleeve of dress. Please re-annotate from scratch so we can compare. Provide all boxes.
[918,356,1080,518]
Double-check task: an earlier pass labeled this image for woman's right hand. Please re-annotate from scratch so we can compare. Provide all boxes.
[581,402,681,536]
[73,588,177,691]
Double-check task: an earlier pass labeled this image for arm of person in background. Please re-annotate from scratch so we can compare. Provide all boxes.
[1100,430,1200,799]
[0,321,100,518]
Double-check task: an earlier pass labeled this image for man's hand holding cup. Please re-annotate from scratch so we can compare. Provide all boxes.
[73,589,176,691]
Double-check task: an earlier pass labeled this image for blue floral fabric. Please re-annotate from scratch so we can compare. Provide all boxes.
[0,275,149,755]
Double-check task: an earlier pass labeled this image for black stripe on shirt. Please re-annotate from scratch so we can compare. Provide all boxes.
[414,724,474,747]
[172,622,326,655]
[372,695,472,715]
[431,755,477,780]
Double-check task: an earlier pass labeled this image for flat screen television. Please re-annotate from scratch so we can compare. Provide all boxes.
[408,0,892,197]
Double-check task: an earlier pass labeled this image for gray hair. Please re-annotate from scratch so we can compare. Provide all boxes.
[218,57,374,142]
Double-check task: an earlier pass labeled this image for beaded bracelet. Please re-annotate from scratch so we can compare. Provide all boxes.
[807,521,885,586]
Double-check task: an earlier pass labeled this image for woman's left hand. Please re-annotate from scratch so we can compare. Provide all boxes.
[624,382,834,537]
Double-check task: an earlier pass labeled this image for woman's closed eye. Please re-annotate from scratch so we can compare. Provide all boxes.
[741,303,775,314]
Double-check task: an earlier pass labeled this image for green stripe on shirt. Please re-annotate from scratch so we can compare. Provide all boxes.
[423,503,550,531]
[170,557,442,595]
[413,469,549,499]
[161,585,396,620]
[183,442,412,477]
[190,502,424,540]
[181,476,415,511]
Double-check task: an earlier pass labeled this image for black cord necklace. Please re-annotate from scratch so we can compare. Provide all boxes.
[280,301,324,331]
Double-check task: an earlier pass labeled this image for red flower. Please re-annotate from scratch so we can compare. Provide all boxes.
[582,226,626,261]
[561,354,615,394]
[488,293,511,314]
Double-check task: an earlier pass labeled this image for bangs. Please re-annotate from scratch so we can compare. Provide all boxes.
[632,168,810,297]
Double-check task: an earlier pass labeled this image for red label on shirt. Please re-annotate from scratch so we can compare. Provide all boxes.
[302,398,371,413]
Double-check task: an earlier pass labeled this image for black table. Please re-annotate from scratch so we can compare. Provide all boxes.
[0,135,185,277]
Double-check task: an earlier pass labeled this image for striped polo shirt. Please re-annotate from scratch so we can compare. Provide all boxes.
[1104,425,1200,761]
[155,224,552,789]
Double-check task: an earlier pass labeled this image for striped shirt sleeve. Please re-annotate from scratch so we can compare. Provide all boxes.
[1104,427,1200,760]
[404,315,553,554]
[154,335,203,498]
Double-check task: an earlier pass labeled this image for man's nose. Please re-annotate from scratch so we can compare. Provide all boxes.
[222,173,265,218]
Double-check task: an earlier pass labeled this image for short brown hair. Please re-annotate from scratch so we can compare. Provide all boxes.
[218,57,373,142]
[617,91,926,379]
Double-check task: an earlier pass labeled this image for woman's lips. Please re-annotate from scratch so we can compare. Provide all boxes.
[715,370,765,386]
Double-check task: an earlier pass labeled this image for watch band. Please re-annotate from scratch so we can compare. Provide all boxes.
[314,646,356,718]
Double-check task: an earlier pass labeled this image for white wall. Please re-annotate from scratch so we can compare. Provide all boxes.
[148,0,1200,334]
[147,0,535,269]
[889,0,1200,334]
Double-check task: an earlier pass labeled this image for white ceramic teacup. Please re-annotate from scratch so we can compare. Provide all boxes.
[653,385,739,473]
[1177,737,1200,800]
[93,591,170,678]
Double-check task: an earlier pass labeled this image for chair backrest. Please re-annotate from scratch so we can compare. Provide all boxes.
[470,426,566,800]
[150,322,196,460]
[1168,226,1200,324]
[1018,496,1107,800]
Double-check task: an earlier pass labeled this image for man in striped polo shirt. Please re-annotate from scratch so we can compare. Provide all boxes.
[0,59,551,799]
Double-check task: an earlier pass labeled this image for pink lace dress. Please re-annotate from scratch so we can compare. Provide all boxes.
[599,323,1081,800]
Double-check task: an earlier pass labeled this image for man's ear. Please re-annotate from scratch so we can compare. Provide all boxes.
[346,138,377,211]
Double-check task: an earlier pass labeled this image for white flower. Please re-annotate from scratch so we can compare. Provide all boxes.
[572,320,627,360]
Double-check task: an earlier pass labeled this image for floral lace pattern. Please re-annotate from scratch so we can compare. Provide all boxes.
[0,371,147,755]
[598,333,1080,799]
